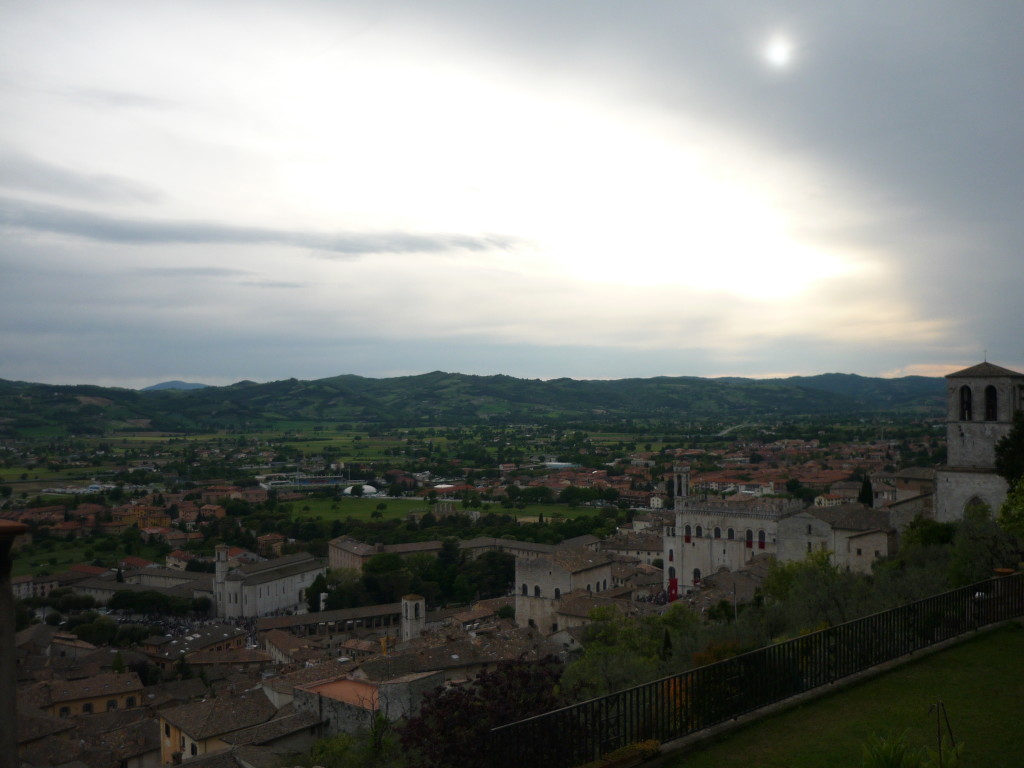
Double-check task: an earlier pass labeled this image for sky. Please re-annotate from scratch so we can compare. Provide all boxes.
[2,1,1023,389]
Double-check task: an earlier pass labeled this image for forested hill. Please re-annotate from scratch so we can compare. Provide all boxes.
[0,371,945,435]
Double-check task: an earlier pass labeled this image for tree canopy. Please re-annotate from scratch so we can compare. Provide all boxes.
[995,410,1024,488]
[400,656,565,768]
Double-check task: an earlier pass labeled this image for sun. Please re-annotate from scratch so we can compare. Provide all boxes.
[763,34,795,69]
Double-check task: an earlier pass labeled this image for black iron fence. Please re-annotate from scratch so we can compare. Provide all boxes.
[487,573,1024,768]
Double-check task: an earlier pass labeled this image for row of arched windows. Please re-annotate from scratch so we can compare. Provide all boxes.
[959,385,999,422]
[681,524,767,548]
[522,581,608,598]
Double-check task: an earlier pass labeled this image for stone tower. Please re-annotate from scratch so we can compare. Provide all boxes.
[400,594,426,642]
[214,544,229,618]
[935,362,1024,521]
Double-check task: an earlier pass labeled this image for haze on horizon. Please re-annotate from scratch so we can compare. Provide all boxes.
[2,2,1022,389]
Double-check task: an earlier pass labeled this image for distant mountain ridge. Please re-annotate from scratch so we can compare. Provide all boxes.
[0,371,946,435]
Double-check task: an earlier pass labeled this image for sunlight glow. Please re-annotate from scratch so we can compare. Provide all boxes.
[763,34,795,68]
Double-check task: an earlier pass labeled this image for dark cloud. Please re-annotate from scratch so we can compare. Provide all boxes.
[132,267,252,278]
[0,150,161,202]
[0,196,521,256]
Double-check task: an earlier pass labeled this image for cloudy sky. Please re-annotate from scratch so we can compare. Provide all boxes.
[2,1,1022,388]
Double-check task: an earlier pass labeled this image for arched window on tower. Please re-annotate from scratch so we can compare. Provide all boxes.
[684,524,691,543]
[534,585,541,598]
[745,529,754,549]
[695,525,703,538]
[985,385,998,421]
[727,528,735,540]
[960,385,973,421]
[758,530,766,550]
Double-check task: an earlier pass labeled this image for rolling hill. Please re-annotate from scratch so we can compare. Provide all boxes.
[0,371,946,435]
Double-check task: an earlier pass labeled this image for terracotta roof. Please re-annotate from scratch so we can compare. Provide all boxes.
[801,503,893,532]
[556,590,661,620]
[360,625,561,679]
[552,547,612,573]
[260,659,359,695]
[16,710,74,744]
[48,672,143,704]
[186,648,273,665]
[220,710,322,746]
[226,552,323,585]
[160,689,277,740]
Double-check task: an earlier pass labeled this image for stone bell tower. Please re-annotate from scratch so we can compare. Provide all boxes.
[935,362,1024,521]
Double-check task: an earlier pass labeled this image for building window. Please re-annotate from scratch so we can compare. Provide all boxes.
[668,548,674,562]
[807,524,812,535]
[165,724,170,737]
[522,583,527,595]
[107,700,118,711]
[746,530,753,549]
[856,548,862,556]
[534,585,541,597]
[985,385,998,421]
[668,566,676,579]
[82,703,93,714]
[554,588,561,599]
[758,530,766,549]
[693,568,702,584]
[807,542,812,553]
[59,706,70,718]
[960,385,972,421]
[714,527,721,538]
[727,528,734,540]
[191,744,198,757]
[695,525,703,538]
[603,579,607,590]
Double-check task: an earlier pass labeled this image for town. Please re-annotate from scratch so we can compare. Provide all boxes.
[2,362,1023,768]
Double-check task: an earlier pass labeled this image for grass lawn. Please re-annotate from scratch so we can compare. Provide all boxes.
[665,622,1024,768]
[12,538,167,578]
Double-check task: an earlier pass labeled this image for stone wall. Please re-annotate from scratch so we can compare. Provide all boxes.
[934,468,1008,522]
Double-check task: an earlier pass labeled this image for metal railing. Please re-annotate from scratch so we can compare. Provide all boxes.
[487,573,1024,768]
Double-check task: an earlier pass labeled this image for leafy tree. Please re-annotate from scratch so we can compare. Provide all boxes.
[73,615,118,645]
[763,550,874,632]
[997,478,1024,543]
[948,502,1017,586]
[308,573,328,612]
[994,410,1024,488]
[858,476,873,506]
[401,657,565,768]
[310,715,407,768]
[561,604,700,699]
